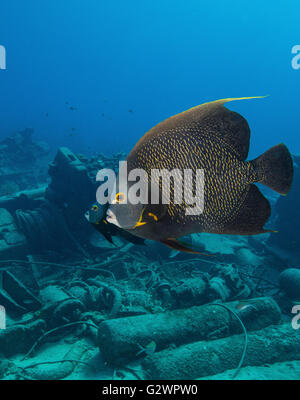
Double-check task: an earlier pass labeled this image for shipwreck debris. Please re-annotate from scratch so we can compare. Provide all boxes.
[97,297,281,364]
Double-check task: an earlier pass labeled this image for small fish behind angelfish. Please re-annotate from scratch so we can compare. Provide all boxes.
[85,202,145,246]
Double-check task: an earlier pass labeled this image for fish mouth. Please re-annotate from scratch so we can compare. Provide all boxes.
[106,208,121,227]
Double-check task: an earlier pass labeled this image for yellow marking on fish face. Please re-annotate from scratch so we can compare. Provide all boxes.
[115,192,126,203]
[148,212,158,221]
[103,219,108,225]
[133,207,147,228]
[135,220,147,227]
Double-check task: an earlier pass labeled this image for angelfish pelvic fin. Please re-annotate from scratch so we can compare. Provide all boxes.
[160,237,213,256]
[102,231,115,244]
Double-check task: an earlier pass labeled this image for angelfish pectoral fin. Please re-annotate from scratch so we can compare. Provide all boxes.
[93,222,115,245]
[160,238,214,256]
[101,231,115,245]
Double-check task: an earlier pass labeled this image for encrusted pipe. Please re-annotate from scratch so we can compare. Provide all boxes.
[97,296,281,364]
[143,323,300,379]
[279,268,300,300]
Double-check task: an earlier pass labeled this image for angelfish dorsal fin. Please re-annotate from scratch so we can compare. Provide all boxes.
[141,96,266,161]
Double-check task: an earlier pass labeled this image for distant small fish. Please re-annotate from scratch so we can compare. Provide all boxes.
[101,113,105,117]
[236,300,258,313]
[136,341,156,357]
[45,113,48,117]
[69,106,77,111]
[71,128,76,131]
[128,109,133,113]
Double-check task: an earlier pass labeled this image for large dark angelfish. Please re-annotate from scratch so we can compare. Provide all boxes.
[106,97,293,254]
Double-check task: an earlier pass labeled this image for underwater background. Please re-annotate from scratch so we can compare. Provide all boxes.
[0,0,299,381]
[0,0,300,157]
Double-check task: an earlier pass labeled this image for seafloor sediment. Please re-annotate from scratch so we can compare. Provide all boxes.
[0,132,299,380]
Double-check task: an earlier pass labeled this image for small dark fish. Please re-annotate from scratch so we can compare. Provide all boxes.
[236,300,258,312]
[85,202,145,246]
[45,113,48,117]
[128,109,133,113]
[106,97,294,253]
[101,113,105,117]
[136,341,156,356]
[71,128,76,131]
[70,106,77,111]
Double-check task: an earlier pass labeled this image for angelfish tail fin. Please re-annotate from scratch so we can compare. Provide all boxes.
[251,143,293,195]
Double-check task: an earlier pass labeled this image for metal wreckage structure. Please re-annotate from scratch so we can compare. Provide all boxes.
[0,128,299,380]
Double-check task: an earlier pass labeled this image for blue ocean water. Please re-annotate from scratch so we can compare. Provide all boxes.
[0,0,299,382]
[0,0,299,157]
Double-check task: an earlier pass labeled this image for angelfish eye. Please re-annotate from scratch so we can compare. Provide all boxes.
[115,192,126,203]
[92,205,99,211]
